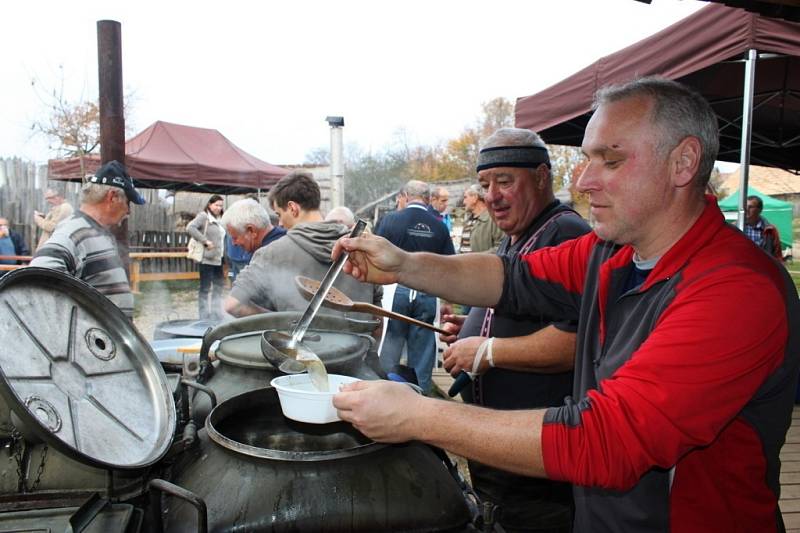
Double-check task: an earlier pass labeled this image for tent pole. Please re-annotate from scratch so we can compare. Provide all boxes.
[736,49,757,231]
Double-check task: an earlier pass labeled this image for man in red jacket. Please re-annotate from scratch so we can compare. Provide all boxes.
[332,77,800,532]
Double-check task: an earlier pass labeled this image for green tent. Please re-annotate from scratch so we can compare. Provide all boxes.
[719,187,793,249]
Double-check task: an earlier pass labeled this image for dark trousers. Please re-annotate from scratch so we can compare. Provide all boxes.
[198,263,224,320]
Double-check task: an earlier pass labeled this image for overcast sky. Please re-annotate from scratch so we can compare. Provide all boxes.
[1,0,705,166]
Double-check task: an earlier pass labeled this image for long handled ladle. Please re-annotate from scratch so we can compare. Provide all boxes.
[261,220,367,382]
[295,275,450,335]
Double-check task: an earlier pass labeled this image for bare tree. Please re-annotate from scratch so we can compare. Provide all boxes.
[304,147,330,166]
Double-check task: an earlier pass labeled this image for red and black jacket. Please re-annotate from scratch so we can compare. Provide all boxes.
[498,197,800,532]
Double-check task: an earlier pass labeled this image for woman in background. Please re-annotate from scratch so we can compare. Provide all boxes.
[187,195,225,320]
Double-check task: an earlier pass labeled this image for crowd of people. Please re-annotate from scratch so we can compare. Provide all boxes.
[4,75,798,532]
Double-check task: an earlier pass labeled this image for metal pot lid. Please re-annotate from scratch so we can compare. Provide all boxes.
[216,329,371,369]
[154,318,219,339]
[0,268,176,470]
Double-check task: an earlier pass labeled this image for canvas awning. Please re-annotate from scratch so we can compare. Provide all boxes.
[48,121,289,194]
[514,3,800,172]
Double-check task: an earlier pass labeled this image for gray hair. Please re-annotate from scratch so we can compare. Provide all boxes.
[465,183,485,201]
[401,180,431,202]
[593,76,719,187]
[325,206,355,227]
[80,181,124,205]
[481,127,547,151]
[431,186,449,199]
[220,199,271,232]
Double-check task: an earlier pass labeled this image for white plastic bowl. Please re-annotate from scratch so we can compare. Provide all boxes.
[270,374,360,424]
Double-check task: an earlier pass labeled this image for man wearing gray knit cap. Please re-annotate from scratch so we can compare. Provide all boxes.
[442,128,590,532]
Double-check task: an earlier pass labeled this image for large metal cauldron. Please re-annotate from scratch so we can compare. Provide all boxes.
[191,313,382,423]
[0,269,476,531]
[166,387,471,532]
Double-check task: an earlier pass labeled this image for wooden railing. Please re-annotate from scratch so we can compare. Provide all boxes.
[128,252,198,292]
[0,252,199,293]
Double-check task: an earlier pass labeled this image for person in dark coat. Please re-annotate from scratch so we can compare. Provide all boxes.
[375,180,455,393]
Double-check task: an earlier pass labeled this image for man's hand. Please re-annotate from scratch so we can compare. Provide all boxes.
[442,336,488,377]
[332,234,407,285]
[439,313,466,344]
[333,380,423,442]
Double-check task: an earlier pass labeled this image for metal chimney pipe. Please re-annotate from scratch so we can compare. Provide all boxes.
[97,20,130,274]
[326,116,345,209]
[97,20,125,164]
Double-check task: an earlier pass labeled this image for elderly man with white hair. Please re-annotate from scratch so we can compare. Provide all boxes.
[220,198,286,256]
[223,171,380,319]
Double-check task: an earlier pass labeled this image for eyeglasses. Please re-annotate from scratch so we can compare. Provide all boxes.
[45,195,57,200]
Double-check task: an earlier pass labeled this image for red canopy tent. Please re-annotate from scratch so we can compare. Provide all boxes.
[48,121,289,194]
[515,3,800,172]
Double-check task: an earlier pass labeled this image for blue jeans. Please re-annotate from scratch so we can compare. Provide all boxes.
[381,286,437,393]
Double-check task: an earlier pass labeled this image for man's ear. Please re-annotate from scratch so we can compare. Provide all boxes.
[535,164,550,190]
[671,136,702,188]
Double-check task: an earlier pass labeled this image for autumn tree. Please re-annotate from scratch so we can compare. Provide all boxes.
[436,97,516,181]
[31,83,100,158]
[306,97,517,208]
[31,67,136,162]
[548,144,586,192]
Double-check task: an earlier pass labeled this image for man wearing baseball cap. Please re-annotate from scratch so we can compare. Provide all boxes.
[31,160,145,318]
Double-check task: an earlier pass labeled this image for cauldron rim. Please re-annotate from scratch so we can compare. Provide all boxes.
[206,387,384,462]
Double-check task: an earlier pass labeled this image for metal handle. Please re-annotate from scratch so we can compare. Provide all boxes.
[149,478,208,533]
[290,219,367,345]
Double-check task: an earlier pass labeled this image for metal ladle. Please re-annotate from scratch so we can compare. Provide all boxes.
[261,219,367,378]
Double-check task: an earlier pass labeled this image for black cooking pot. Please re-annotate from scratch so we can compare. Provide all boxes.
[166,388,471,532]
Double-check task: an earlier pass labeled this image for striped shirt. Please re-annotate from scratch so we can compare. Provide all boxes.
[30,211,134,318]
